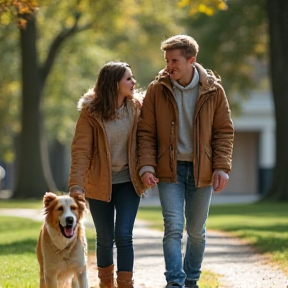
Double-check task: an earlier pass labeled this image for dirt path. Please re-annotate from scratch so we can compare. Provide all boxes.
[202,230,287,288]
[85,219,288,288]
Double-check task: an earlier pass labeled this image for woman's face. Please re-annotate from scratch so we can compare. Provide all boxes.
[118,68,136,100]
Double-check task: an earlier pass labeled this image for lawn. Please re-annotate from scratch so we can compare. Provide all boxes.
[0,216,41,288]
[0,199,43,209]
[0,214,96,288]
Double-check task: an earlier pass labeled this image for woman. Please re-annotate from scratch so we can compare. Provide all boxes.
[68,61,146,288]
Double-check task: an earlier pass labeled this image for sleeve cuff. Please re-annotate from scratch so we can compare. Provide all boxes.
[139,166,156,177]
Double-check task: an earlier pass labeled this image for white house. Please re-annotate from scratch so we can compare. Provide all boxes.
[225,91,275,195]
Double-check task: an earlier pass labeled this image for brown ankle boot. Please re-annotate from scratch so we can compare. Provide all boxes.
[116,271,134,288]
[98,264,115,288]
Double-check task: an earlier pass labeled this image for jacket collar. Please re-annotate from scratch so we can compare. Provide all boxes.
[156,62,220,96]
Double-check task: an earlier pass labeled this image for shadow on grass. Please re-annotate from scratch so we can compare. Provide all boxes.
[0,239,38,255]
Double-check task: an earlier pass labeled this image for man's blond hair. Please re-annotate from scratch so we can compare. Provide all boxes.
[161,35,199,59]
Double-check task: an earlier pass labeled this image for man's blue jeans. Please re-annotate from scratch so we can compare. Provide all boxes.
[88,182,140,271]
[158,161,213,285]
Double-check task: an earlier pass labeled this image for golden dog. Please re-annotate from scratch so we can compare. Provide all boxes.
[36,192,88,288]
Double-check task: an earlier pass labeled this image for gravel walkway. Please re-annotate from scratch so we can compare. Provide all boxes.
[131,220,288,288]
[0,204,287,288]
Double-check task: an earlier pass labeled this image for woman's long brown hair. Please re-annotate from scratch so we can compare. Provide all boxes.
[88,62,130,121]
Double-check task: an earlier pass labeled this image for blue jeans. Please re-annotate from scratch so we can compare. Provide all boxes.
[88,182,140,272]
[158,161,213,285]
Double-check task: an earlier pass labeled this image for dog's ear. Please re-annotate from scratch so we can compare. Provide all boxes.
[73,193,86,204]
[43,192,57,208]
[73,194,87,216]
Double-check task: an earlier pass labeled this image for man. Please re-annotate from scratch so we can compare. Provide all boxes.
[137,35,234,288]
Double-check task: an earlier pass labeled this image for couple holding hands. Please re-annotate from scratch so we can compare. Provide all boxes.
[68,34,234,288]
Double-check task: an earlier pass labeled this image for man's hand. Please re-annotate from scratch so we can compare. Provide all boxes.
[141,172,159,188]
[212,170,229,193]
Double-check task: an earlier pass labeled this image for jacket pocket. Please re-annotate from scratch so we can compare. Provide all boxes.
[197,144,213,184]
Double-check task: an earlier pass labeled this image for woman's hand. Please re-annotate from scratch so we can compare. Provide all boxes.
[69,185,85,197]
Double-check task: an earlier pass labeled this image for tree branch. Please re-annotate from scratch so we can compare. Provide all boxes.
[40,12,93,83]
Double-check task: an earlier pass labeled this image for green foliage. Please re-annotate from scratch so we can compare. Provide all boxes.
[178,0,227,16]
[0,199,42,208]
[0,0,38,27]
[0,24,21,162]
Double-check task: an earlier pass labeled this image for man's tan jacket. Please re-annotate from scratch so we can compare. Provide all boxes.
[137,63,234,187]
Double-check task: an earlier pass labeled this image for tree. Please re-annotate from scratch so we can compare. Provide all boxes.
[180,0,288,201]
[265,0,288,201]
[15,7,93,197]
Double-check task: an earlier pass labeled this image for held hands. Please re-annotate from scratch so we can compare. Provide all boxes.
[141,172,159,188]
[140,170,228,191]
[212,170,229,193]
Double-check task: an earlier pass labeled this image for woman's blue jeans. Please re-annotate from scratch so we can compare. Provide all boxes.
[158,161,213,285]
[88,182,140,272]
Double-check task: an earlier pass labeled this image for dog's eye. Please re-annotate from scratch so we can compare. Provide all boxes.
[57,206,64,211]
[71,206,77,211]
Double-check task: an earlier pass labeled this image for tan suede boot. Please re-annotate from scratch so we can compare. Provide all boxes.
[116,271,134,288]
[98,264,115,288]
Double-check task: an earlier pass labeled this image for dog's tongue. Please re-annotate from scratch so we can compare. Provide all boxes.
[64,227,74,237]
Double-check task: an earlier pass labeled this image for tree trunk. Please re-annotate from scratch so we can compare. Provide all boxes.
[265,0,288,201]
[13,15,57,198]
[49,139,70,192]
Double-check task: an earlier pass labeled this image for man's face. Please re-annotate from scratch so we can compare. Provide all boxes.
[164,49,195,86]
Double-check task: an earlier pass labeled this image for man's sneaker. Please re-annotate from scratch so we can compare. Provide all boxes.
[184,279,199,288]
[166,282,183,288]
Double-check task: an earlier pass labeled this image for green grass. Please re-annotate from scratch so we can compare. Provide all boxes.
[0,199,43,209]
[137,201,288,277]
[0,216,96,288]
[0,216,42,288]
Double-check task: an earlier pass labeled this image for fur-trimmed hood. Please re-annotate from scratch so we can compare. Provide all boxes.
[77,89,145,111]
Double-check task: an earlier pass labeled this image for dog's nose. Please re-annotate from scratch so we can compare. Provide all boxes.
[66,217,74,226]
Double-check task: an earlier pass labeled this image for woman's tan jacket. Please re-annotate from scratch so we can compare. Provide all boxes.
[137,63,234,187]
[69,96,146,202]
